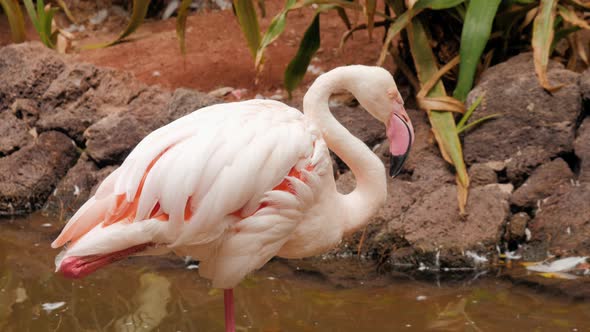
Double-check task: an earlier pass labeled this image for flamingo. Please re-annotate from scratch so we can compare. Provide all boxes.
[51,65,414,332]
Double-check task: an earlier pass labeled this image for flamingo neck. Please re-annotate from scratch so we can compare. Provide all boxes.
[303,68,387,235]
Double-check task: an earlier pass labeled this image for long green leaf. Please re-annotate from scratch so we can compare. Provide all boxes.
[453,0,501,102]
[378,0,465,65]
[0,0,26,43]
[532,0,561,91]
[22,0,39,32]
[176,0,193,54]
[255,0,297,69]
[407,16,469,212]
[234,0,261,58]
[284,14,321,97]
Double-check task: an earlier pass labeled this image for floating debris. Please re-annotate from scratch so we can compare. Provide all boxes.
[465,251,488,264]
[41,301,65,313]
[416,295,427,301]
[526,257,587,273]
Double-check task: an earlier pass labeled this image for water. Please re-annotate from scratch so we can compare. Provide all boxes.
[1,214,589,332]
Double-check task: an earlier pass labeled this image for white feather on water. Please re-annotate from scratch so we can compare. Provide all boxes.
[526,257,587,273]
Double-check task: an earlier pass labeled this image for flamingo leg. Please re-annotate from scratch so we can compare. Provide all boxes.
[224,288,235,332]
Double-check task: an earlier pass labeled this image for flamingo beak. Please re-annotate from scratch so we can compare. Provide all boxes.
[387,104,414,177]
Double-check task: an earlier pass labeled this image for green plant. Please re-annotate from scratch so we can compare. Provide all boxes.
[0,0,26,43]
[22,0,59,48]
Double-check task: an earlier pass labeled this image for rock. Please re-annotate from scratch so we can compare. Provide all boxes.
[464,53,581,172]
[510,158,574,208]
[84,86,221,166]
[505,146,551,184]
[37,68,146,145]
[44,154,117,219]
[581,68,590,102]
[11,98,40,126]
[167,88,220,120]
[0,112,31,156]
[468,163,498,187]
[0,131,78,215]
[527,183,590,257]
[390,183,512,267]
[505,212,530,243]
[574,118,590,183]
[334,172,419,258]
[85,87,172,165]
[0,42,65,110]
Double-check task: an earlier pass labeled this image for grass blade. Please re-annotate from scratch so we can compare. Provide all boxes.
[457,93,484,129]
[364,0,376,39]
[176,0,193,54]
[234,0,261,58]
[284,13,321,97]
[407,16,469,212]
[558,5,590,30]
[532,0,563,92]
[255,0,297,70]
[22,0,39,32]
[453,0,501,102]
[457,114,500,134]
[56,0,77,23]
[0,0,26,43]
[378,0,465,65]
[83,0,150,49]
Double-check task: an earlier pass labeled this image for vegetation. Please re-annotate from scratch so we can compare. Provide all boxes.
[1,0,589,211]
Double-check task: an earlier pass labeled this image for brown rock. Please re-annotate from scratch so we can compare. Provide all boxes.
[85,87,172,165]
[468,163,498,187]
[575,118,590,183]
[506,212,530,242]
[43,154,117,219]
[166,88,220,120]
[464,53,580,170]
[0,112,31,156]
[505,146,551,184]
[0,42,65,110]
[528,183,590,257]
[511,158,574,208]
[0,131,78,215]
[11,98,39,126]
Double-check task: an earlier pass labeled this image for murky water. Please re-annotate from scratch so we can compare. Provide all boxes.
[1,214,589,332]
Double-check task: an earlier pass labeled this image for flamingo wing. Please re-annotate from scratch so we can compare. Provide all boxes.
[52,100,330,261]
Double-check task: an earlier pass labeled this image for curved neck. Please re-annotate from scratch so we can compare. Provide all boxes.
[303,69,387,235]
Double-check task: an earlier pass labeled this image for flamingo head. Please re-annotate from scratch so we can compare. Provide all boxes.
[351,66,414,177]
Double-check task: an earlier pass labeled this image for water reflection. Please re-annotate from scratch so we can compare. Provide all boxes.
[1,214,589,331]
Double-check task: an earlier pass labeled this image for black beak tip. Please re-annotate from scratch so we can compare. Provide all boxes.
[389,154,407,178]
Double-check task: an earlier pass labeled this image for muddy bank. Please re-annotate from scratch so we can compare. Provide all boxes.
[1,42,589,294]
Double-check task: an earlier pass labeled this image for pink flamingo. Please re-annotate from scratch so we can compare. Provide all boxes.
[52,65,413,332]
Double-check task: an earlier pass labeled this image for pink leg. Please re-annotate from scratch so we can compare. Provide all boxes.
[224,288,235,332]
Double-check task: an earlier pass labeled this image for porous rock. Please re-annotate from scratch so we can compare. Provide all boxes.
[574,118,590,183]
[464,53,581,182]
[0,131,78,215]
[468,163,498,187]
[0,42,65,110]
[510,158,574,208]
[527,183,590,257]
[44,153,117,219]
[0,111,31,156]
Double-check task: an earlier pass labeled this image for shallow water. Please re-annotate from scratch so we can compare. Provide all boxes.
[1,214,589,332]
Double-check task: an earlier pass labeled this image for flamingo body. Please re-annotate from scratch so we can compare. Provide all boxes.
[52,65,414,331]
[54,99,345,287]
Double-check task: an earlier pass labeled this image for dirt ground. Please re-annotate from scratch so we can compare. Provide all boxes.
[0,0,392,99]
